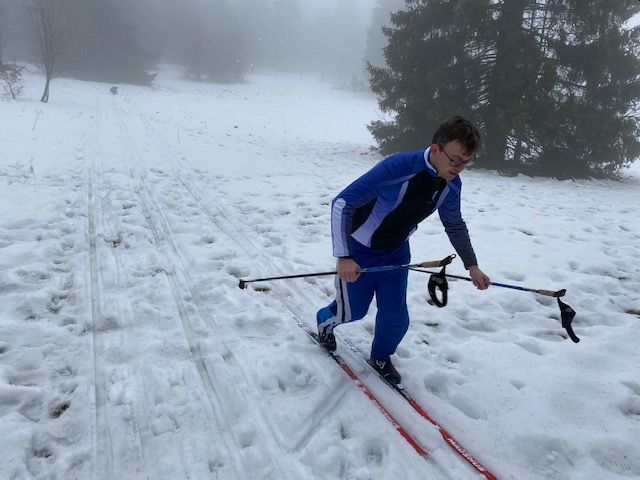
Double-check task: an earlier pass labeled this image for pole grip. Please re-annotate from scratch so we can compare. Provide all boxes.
[416,260,442,268]
[416,255,456,269]
[536,289,566,297]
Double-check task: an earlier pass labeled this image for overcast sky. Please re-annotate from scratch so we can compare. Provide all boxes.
[305,0,377,21]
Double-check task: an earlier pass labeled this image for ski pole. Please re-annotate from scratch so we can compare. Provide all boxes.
[411,269,566,297]
[238,255,455,290]
[409,267,579,343]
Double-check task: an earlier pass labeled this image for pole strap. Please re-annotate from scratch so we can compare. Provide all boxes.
[427,266,449,307]
[409,268,579,343]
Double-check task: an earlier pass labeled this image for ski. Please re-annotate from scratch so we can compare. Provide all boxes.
[338,335,498,480]
[291,313,498,480]
[291,315,428,458]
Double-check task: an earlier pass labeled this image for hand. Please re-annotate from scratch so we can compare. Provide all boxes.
[337,257,361,283]
[468,266,490,290]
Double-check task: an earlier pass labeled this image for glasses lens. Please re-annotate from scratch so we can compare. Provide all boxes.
[453,159,473,168]
[455,155,475,167]
[440,146,475,167]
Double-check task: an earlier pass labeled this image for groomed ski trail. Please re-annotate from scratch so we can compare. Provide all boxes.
[110,94,495,479]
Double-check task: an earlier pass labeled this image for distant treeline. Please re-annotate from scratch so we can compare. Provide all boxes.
[0,0,373,85]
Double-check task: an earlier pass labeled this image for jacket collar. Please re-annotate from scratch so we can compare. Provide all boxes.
[424,147,437,175]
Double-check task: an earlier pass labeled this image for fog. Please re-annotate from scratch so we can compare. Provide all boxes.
[125,0,380,80]
[3,2,639,89]
[0,0,389,85]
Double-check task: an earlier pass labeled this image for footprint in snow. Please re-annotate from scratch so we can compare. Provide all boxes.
[237,426,256,449]
[500,270,527,282]
[394,345,412,359]
[423,372,450,398]
[459,318,498,333]
[364,440,385,467]
[18,394,45,422]
[199,233,216,244]
[225,263,251,278]
[510,379,526,390]
[619,381,640,422]
[27,433,56,477]
[515,339,546,356]
[48,400,70,418]
[208,459,225,474]
[530,328,570,343]
[449,393,487,420]
[590,438,640,477]
[512,435,577,476]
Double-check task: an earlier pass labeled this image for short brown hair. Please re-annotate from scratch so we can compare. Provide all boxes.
[432,116,482,155]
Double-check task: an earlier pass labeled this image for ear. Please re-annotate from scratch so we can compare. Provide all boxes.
[430,143,440,153]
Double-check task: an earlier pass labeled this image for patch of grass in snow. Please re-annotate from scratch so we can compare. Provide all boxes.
[49,402,70,418]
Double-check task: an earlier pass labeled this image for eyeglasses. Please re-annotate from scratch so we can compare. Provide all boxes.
[438,145,475,168]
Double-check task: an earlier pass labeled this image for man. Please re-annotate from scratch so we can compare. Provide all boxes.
[317,116,490,384]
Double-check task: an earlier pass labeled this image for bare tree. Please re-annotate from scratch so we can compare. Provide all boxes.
[27,0,76,102]
[0,62,24,98]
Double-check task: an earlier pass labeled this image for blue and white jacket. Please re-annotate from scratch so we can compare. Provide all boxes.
[331,147,478,268]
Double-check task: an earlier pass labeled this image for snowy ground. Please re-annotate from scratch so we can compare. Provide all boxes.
[0,66,639,480]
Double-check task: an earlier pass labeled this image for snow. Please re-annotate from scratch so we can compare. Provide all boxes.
[0,65,639,480]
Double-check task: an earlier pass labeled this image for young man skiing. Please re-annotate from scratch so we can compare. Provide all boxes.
[317,116,490,384]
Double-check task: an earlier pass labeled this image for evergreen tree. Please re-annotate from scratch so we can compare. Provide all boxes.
[370,0,640,178]
[480,0,541,171]
[533,0,640,177]
[369,0,492,153]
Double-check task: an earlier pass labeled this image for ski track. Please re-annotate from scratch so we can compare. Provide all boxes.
[3,71,640,480]
[110,100,310,479]
[86,97,169,480]
[17,89,414,480]
[82,97,250,479]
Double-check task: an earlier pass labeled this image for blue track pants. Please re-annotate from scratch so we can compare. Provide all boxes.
[317,240,410,362]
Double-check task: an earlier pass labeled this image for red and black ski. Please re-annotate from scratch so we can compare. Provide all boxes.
[292,313,498,480]
[338,335,498,480]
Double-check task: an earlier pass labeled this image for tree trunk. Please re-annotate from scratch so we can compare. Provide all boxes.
[483,0,527,170]
[41,76,50,102]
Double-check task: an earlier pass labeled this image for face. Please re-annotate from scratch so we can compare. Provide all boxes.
[430,141,475,181]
